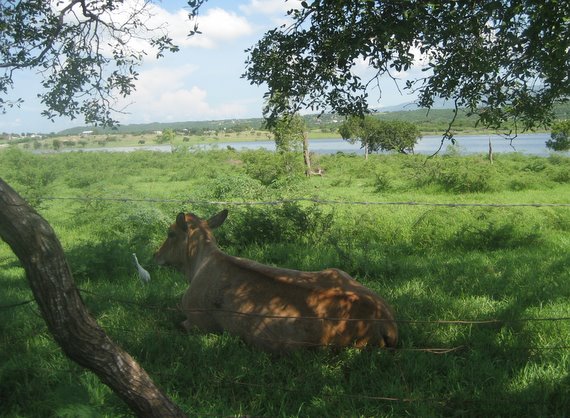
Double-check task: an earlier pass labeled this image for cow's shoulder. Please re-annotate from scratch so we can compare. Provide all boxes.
[222,253,359,290]
[225,254,310,281]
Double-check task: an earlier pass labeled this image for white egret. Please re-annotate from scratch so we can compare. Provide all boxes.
[132,253,151,283]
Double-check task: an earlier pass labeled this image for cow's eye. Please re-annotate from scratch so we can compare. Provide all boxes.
[167,230,176,239]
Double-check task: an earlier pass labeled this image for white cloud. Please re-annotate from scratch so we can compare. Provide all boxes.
[117,64,250,123]
[166,7,253,49]
[72,2,254,58]
[240,0,303,16]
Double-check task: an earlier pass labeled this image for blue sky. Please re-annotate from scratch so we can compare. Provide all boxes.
[1,0,419,134]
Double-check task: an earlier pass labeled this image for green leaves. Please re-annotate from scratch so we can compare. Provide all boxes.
[546,120,570,151]
[1,1,183,126]
[339,115,421,155]
[245,0,570,132]
[267,113,306,152]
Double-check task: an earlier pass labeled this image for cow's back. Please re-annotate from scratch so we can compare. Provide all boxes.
[188,252,398,352]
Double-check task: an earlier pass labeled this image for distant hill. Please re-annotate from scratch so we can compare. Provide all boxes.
[56,117,266,136]
[57,101,569,136]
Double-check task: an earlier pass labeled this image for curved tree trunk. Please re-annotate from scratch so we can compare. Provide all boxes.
[0,179,187,418]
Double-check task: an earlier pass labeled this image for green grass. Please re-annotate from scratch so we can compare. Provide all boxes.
[1,148,569,417]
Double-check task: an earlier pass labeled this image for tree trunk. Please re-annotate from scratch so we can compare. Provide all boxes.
[0,179,187,418]
[303,131,312,175]
[488,137,493,164]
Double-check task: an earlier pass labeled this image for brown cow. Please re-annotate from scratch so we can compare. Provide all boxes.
[154,210,398,353]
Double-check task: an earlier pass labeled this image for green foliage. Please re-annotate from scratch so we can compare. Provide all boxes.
[0,1,179,126]
[242,150,304,187]
[373,171,392,192]
[546,120,570,151]
[209,174,265,200]
[0,148,57,206]
[369,119,421,154]
[245,1,570,131]
[216,203,333,250]
[339,116,421,155]
[437,159,498,193]
[1,149,569,417]
[268,113,306,152]
[155,128,176,144]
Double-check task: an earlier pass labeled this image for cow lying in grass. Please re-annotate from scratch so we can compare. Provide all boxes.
[154,210,398,353]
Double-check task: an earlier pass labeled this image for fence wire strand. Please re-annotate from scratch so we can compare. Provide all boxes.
[4,290,570,328]
[40,195,570,207]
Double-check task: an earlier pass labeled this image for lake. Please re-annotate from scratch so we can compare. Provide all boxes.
[207,133,558,156]
[56,133,565,156]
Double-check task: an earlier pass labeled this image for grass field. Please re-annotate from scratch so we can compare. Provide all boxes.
[1,147,569,417]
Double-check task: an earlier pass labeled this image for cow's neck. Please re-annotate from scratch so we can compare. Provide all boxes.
[184,229,219,281]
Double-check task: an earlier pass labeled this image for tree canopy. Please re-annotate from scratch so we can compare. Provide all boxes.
[339,116,421,157]
[244,1,570,133]
[3,1,569,131]
[0,0,187,126]
[269,113,307,152]
[546,120,570,151]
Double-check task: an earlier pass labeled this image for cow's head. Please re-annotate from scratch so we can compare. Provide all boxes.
[154,209,228,271]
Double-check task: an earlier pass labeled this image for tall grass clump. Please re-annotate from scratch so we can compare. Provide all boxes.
[242,149,305,187]
[436,157,499,193]
[217,203,334,250]
[208,173,266,200]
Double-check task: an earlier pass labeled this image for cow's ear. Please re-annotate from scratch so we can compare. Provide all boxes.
[176,212,188,231]
[207,209,228,229]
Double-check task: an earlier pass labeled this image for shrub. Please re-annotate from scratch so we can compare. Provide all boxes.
[523,159,547,172]
[437,159,497,193]
[67,205,171,279]
[404,156,443,188]
[210,174,265,200]
[373,171,392,192]
[217,203,333,249]
[0,148,57,206]
[450,220,542,251]
[242,150,304,187]
[546,120,570,151]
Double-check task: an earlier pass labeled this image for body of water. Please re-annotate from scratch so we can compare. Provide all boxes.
[49,133,563,156]
[209,133,556,156]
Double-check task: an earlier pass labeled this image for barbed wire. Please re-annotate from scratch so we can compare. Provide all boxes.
[5,297,568,355]
[2,292,568,415]
[4,291,570,328]
[4,314,569,356]
[40,195,570,207]
[77,289,570,326]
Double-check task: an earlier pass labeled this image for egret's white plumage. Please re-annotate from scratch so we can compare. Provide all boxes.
[132,253,151,283]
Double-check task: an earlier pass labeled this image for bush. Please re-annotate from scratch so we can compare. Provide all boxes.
[546,120,570,151]
[217,203,333,249]
[373,171,392,192]
[67,205,171,279]
[242,150,304,187]
[210,174,265,200]
[0,148,57,206]
[450,219,542,251]
[437,159,497,193]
